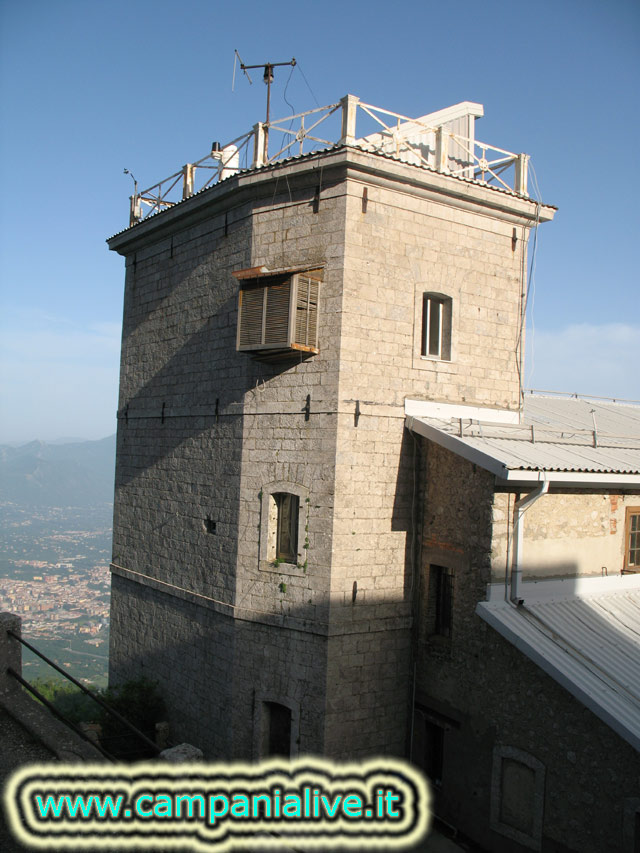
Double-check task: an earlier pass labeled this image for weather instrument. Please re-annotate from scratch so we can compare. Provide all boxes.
[233,50,296,162]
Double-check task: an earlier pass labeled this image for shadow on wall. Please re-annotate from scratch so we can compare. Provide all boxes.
[108,580,412,763]
[392,426,421,601]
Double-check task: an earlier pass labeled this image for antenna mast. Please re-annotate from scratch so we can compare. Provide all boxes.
[234,52,296,162]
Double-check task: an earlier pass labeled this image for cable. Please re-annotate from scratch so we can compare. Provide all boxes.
[283,64,296,117]
[524,161,544,391]
[514,168,541,402]
[295,61,320,107]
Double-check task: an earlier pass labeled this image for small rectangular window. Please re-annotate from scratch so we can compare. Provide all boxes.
[274,493,299,563]
[421,293,452,360]
[263,701,292,758]
[624,508,640,573]
[428,564,453,637]
[411,705,458,788]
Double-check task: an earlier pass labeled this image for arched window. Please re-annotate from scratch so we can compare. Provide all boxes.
[272,493,299,563]
[259,482,308,570]
[262,701,292,758]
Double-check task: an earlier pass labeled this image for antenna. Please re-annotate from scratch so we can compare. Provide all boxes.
[124,169,139,227]
[123,168,137,192]
[232,49,252,91]
[233,53,296,161]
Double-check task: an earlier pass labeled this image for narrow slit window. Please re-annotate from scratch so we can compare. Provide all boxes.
[421,293,452,360]
[428,564,453,637]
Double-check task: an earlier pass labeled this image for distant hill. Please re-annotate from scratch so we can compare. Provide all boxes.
[0,435,116,506]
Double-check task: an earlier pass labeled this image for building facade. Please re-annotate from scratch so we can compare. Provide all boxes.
[408,395,640,852]
[108,95,640,851]
[108,97,553,765]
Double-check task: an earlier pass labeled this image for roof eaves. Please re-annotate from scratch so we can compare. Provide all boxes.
[405,415,640,485]
[350,144,558,208]
[108,142,555,242]
[405,415,510,480]
[476,586,640,752]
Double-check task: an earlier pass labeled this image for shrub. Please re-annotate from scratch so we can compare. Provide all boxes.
[99,677,166,760]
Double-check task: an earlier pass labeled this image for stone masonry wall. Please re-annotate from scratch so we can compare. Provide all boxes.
[233,175,346,624]
[491,490,640,580]
[113,208,253,605]
[110,162,348,758]
[109,147,548,763]
[320,158,540,758]
[416,439,640,853]
[338,169,530,412]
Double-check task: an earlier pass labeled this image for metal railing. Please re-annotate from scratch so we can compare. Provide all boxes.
[126,94,531,227]
[7,628,162,761]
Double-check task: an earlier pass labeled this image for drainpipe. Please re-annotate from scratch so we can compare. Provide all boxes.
[510,478,549,605]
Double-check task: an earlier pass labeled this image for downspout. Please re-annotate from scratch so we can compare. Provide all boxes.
[510,477,549,605]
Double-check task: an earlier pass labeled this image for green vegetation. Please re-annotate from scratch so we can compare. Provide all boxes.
[100,678,166,760]
[30,676,166,761]
[31,677,97,724]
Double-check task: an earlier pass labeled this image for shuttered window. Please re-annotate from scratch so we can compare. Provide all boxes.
[295,276,319,349]
[624,508,640,573]
[237,272,320,354]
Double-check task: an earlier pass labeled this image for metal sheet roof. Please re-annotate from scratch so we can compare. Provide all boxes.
[477,576,640,752]
[406,395,640,484]
[524,393,640,436]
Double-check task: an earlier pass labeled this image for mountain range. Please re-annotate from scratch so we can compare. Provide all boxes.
[0,435,116,506]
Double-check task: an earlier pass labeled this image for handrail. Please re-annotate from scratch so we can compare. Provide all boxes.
[124,94,531,227]
[7,666,115,761]
[8,628,161,757]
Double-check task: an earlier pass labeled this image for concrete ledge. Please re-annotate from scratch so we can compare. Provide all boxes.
[111,564,412,637]
[0,612,105,764]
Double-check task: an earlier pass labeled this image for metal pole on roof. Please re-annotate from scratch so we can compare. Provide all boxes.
[237,57,296,163]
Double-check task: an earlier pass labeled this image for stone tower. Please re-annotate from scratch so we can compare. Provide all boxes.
[107,95,555,759]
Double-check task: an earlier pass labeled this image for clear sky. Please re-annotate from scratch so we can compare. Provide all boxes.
[1,0,638,443]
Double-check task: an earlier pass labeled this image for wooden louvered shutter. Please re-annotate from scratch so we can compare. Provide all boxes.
[264,279,292,346]
[238,287,265,348]
[294,275,319,348]
[237,271,320,353]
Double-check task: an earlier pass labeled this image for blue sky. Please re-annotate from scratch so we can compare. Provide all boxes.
[1,0,638,443]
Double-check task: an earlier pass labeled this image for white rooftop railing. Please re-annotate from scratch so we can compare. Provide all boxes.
[126,95,531,227]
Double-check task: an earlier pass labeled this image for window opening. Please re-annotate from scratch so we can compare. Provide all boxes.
[263,701,292,758]
[429,564,453,637]
[274,493,299,563]
[412,707,445,787]
[500,758,536,835]
[490,747,545,849]
[236,271,320,355]
[624,508,640,573]
[421,293,452,360]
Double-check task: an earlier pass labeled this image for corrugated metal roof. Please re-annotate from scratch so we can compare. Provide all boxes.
[406,395,640,481]
[477,576,640,751]
[525,393,640,436]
